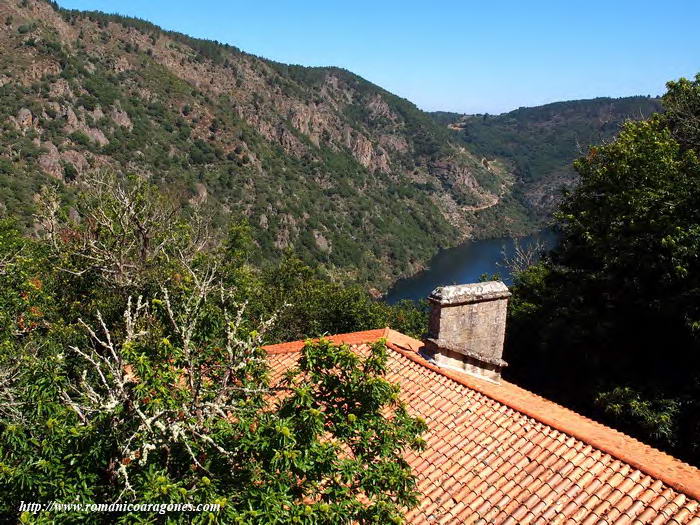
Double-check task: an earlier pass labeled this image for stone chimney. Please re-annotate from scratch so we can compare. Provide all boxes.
[423,281,511,383]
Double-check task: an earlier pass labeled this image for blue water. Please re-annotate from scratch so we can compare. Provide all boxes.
[384,229,559,304]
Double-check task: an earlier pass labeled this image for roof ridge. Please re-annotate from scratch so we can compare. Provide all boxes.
[383,337,700,502]
[262,328,700,501]
[263,328,388,354]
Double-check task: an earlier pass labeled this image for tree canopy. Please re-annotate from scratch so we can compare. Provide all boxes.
[505,74,700,465]
[0,175,427,523]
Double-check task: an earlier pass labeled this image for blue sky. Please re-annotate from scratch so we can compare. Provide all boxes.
[57,0,699,114]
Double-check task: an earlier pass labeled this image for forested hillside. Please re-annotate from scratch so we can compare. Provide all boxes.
[432,96,662,214]
[0,0,521,288]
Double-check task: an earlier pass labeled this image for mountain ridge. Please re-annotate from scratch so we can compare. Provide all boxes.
[0,0,521,287]
[0,0,658,288]
[429,95,663,215]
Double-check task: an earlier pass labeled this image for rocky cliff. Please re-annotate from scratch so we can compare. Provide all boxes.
[0,1,521,286]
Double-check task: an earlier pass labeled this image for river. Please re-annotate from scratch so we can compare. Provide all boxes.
[384,229,559,304]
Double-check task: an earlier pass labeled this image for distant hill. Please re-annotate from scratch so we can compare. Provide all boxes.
[430,97,663,214]
[0,0,522,288]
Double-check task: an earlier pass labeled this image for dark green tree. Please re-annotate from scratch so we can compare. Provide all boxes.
[505,74,700,464]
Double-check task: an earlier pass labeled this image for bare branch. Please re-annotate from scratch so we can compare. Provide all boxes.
[500,237,547,276]
[35,173,216,289]
[60,287,276,494]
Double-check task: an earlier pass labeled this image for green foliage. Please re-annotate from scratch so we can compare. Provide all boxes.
[268,64,452,161]
[59,7,242,64]
[506,74,700,465]
[82,73,119,107]
[252,255,428,343]
[17,22,36,34]
[0,42,465,289]
[0,219,42,340]
[454,96,662,184]
[468,192,540,238]
[595,387,681,443]
[68,130,92,147]
[61,161,77,181]
[430,97,663,225]
[663,75,700,151]
[0,176,427,523]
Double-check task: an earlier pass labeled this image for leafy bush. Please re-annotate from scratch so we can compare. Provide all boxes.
[17,22,35,34]
[69,130,92,147]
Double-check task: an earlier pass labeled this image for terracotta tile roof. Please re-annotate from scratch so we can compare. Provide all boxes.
[263,328,700,524]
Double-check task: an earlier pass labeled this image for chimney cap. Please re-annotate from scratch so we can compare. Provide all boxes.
[429,281,511,306]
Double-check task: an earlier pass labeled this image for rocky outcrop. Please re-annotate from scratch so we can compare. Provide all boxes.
[38,141,63,179]
[344,127,390,172]
[62,150,89,174]
[110,104,132,130]
[112,56,132,73]
[189,183,208,205]
[17,108,34,130]
[86,127,109,147]
[289,105,325,146]
[367,94,396,121]
[313,230,331,252]
[379,134,409,154]
[37,139,93,180]
[63,106,79,130]
[59,105,109,146]
[49,79,74,99]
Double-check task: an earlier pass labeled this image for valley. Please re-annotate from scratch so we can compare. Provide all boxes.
[0,0,661,290]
